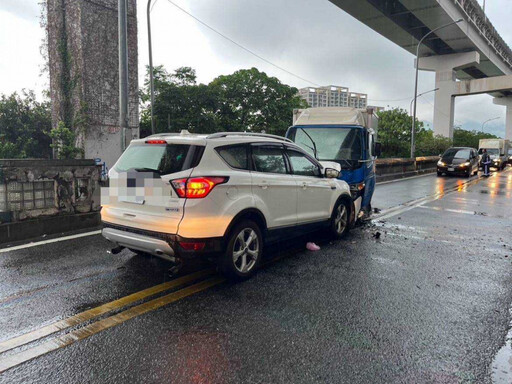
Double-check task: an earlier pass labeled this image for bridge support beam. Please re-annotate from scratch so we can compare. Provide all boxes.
[493,97,512,140]
[417,52,480,139]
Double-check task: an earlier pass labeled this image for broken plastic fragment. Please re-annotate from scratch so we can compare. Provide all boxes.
[306,242,320,251]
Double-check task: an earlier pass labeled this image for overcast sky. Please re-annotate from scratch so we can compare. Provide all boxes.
[0,0,510,136]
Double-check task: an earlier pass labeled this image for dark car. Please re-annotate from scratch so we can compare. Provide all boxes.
[437,147,479,177]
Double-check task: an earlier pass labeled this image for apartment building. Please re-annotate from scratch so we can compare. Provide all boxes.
[298,85,368,109]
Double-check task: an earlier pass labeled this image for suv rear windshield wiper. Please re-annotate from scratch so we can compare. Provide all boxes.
[128,167,162,174]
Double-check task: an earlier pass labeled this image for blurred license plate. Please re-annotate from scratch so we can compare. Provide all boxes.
[448,167,455,171]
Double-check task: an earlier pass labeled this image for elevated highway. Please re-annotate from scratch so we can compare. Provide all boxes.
[330,0,512,139]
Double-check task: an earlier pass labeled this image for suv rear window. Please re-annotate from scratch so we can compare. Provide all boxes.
[115,143,203,175]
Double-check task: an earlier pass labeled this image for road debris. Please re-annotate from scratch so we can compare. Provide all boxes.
[306,242,321,251]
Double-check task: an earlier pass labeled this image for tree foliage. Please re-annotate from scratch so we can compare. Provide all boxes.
[376,108,452,158]
[210,68,307,136]
[140,66,306,137]
[453,128,498,149]
[0,91,52,158]
[49,121,83,159]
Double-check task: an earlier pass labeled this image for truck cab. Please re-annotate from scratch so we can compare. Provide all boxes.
[478,138,510,170]
[286,107,380,216]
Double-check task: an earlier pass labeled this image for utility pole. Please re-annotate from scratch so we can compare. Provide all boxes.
[147,0,156,135]
[119,0,129,151]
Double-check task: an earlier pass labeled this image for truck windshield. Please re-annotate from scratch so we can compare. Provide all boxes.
[288,127,362,169]
[478,148,499,156]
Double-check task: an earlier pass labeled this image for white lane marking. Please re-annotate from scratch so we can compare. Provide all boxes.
[417,205,476,216]
[374,174,488,221]
[376,172,435,185]
[0,230,102,253]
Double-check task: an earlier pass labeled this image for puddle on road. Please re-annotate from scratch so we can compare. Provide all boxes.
[492,308,512,383]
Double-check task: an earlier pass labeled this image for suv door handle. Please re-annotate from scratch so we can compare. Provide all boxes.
[301,182,308,190]
[258,182,268,190]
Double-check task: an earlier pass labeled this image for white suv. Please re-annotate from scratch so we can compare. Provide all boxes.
[101,131,359,280]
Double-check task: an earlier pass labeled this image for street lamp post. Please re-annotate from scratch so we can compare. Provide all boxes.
[481,116,500,132]
[411,18,464,159]
[409,88,439,117]
[147,0,156,135]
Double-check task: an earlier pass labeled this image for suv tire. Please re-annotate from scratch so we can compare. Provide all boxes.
[330,199,351,239]
[219,220,263,281]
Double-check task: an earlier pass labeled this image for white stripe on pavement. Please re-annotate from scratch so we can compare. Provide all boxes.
[376,172,436,185]
[0,230,102,253]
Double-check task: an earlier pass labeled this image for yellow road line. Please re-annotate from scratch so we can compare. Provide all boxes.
[0,276,225,374]
[0,269,214,354]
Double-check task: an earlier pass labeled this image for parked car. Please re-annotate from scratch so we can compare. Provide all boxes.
[508,148,512,166]
[101,131,359,280]
[437,147,479,177]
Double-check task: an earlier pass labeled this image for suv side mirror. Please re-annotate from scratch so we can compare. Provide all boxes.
[374,142,382,157]
[325,168,340,179]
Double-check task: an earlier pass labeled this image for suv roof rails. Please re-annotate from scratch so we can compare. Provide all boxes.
[206,132,293,143]
[145,130,196,138]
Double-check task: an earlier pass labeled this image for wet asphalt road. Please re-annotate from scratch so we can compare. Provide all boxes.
[0,169,511,383]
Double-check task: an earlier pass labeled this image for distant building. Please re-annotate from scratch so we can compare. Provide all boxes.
[367,105,385,113]
[298,85,368,109]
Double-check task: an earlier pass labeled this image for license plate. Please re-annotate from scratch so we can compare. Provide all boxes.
[448,167,454,172]
[120,196,145,205]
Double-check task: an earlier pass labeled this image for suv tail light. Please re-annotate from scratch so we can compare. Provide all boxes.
[171,177,228,198]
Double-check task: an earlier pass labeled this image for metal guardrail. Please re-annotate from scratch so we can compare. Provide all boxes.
[455,0,512,70]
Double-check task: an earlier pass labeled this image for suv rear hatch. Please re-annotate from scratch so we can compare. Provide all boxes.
[102,139,205,234]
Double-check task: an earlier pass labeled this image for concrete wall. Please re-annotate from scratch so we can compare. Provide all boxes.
[0,159,102,223]
[375,156,439,182]
[47,0,139,171]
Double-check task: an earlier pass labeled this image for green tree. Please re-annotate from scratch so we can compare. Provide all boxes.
[453,127,498,149]
[0,91,52,158]
[140,66,306,138]
[48,121,83,159]
[415,130,452,157]
[140,66,218,136]
[376,108,453,158]
[376,108,418,158]
[210,67,307,136]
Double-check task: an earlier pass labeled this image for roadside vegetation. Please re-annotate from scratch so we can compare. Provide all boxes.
[376,108,498,158]
[0,66,500,159]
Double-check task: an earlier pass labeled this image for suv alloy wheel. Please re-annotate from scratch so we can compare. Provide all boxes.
[330,199,350,239]
[219,220,263,281]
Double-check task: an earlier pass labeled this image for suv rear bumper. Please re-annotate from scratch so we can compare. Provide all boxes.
[102,222,224,259]
[102,227,176,259]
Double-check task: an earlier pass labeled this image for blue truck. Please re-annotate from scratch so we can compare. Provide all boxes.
[286,107,381,217]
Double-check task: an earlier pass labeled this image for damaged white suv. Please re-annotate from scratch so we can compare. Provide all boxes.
[102,131,359,280]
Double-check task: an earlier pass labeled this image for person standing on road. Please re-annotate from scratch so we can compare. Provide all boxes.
[481,149,491,177]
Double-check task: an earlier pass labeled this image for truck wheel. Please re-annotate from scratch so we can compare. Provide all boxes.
[330,199,350,239]
[218,220,262,281]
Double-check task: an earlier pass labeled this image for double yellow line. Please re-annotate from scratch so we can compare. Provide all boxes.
[0,269,225,373]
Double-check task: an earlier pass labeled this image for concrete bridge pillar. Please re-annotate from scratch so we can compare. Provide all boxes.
[493,97,512,140]
[417,52,480,139]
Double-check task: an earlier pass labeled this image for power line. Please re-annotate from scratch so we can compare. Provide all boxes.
[164,0,321,87]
